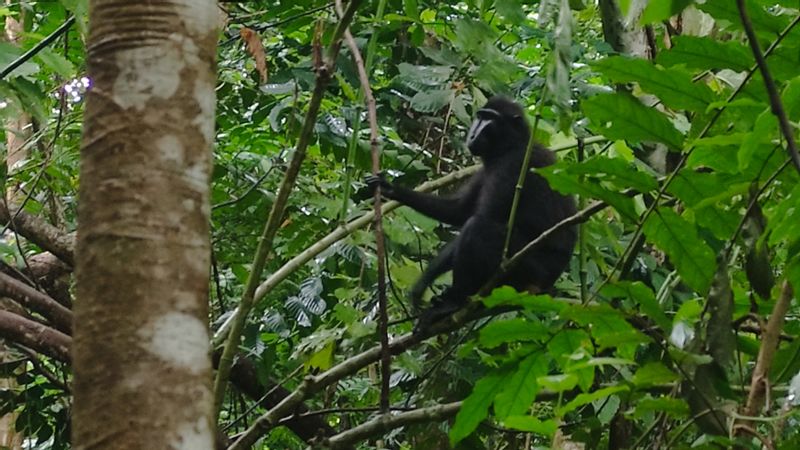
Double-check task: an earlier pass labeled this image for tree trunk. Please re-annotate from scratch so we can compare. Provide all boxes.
[73,2,218,448]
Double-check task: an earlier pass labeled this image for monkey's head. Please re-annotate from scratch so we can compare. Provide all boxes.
[466,96,531,158]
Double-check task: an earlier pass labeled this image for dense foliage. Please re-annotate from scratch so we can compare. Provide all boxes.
[1,0,800,448]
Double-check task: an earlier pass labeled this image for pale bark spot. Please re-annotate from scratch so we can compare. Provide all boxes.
[156,134,185,165]
[113,46,183,110]
[182,198,195,211]
[140,312,210,374]
[171,418,214,450]
[193,77,216,144]
[179,0,219,36]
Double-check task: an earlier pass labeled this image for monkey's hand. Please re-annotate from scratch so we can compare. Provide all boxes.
[365,173,396,198]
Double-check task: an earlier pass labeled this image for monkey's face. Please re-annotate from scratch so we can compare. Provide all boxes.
[466,97,529,157]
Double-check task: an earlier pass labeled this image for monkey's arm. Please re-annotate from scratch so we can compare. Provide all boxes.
[367,173,482,226]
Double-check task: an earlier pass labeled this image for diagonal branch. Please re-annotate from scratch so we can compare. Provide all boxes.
[0,309,70,362]
[0,271,72,334]
[213,0,365,417]
[736,0,800,174]
[324,402,462,449]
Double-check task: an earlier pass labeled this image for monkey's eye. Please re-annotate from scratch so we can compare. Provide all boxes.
[476,108,501,121]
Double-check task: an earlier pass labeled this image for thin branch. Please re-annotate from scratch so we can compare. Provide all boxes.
[736,0,800,174]
[0,16,75,80]
[213,0,365,419]
[0,310,70,363]
[739,281,794,423]
[323,402,461,449]
[335,0,390,413]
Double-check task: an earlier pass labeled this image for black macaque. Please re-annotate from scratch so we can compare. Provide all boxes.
[367,96,577,330]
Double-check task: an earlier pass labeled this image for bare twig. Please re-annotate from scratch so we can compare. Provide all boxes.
[736,0,800,174]
[323,402,462,449]
[334,0,390,412]
[0,16,75,80]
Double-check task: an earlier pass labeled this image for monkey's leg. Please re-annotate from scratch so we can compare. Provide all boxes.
[409,239,456,309]
[416,218,505,331]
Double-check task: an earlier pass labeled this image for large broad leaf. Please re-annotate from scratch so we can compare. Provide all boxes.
[632,362,679,387]
[494,352,549,418]
[561,304,650,350]
[601,281,671,333]
[409,88,454,113]
[592,56,715,112]
[582,92,684,150]
[501,416,558,437]
[657,36,751,72]
[538,164,638,221]
[562,155,658,192]
[642,208,716,294]
[698,0,788,36]
[640,0,694,25]
[556,385,629,416]
[479,318,549,348]
[396,63,453,88]
[450,370,510,445]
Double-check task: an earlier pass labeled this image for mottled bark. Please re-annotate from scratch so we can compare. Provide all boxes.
[73,1,218,449]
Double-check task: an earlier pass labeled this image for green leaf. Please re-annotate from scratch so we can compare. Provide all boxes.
[582,92,684,150]
[548,329,590,366]
[409,89,454,113]
[479,318,549,348]
[767,183,800,248]
[698,0,788,36]
[562,304,650,350]
[538,373,579,392]
[494,352,549,418]
[738,110,777,172]
[34,48,74,78]
[538,164,638,220]
[642,208,716,294]
[450,370,510,445]
[656,36,751,72]
[557,385,629,416]
[502,416,558,436]
[397,63,453,88]
[483,288,566,313]
[640,0,694,24]
[495,0,527,24]
[592,56,715,112]
[601,281,671,332]
[632,362,679,387]
[631,396,689,418]
[563,155,658,192]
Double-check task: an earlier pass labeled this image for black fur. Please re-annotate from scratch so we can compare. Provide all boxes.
[368,96,577,329]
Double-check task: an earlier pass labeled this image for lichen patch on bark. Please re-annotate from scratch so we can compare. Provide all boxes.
[171,417,214,450]
[139,312,210,375]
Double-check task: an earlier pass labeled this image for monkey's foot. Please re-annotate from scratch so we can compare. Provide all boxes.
[413,297,465,335]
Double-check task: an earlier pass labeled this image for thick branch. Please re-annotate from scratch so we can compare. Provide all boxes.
[0,271,72,334]
[324,402,461,449]
[736,0,800,174]
[0,202,75,266]
[740,281,794,421]
[0,310,70,362]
